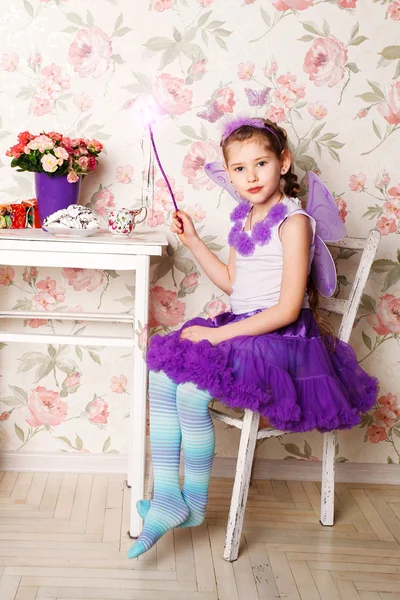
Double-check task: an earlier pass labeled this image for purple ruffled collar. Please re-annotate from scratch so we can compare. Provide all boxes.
[228,200,288,256]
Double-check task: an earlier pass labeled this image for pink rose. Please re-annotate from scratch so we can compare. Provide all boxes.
[188,59,207,81]
[92,189,115,215]
[276,72,306,99]
[182,141,220,190]
[110,374,128,394]
[26,386,67,427]
[304,36,348,88]
[67,172,79,183]
[335,198,347,223]
[77,156,89,170]
[62,268,104,292]
[22,265,38,283]
[147,209,165,228]
[181,272,199,294]
[272,0,313,9]
[73,93,93,111]
[31,96,52,117]
[28,319,48,329]
[367,294,400,335]
[237,62,255,81]
[349,173,367,193]
[186,204,206,222]
[1,52,19,72]
[383,199,400,219]
[149,286,185,328]
[138,324,148,352]
[337,0,357,6]
[116,164,134,184]
[64,372,81,393]
[153,73,193,116]
[265,105,286,123]
[0,266,15,286]
[273,87,296,109]
[376,215,397,236]
[308,102,328,120]
[87,398,109,425]
[28,51,42,70]
[153,0,173,10]
[367,424,387,443]
[373,408,396,429]
[264,60,278,77]
[378,392,400,415]
[388,1,400,19]
[68,27,112,79]
[154,177,184,212]
[215,87,235,113]
[378,82,400,125]
[36,277,65,303]
[205,298,227,319]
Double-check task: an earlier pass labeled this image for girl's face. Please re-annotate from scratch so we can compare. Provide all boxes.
[224,138,290,206]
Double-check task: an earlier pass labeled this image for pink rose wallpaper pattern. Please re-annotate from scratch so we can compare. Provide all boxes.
[0,0,399,464]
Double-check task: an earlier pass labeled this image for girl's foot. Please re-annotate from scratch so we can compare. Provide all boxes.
[128,495,189,559]
[136,497,206,528]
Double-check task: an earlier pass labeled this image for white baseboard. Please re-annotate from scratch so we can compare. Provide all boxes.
[0,452,399,485]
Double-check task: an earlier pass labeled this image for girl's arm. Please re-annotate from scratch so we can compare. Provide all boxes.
[172,210,235,295]
[182,214,312,344]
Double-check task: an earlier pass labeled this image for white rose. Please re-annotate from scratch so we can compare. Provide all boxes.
[54,146,69,160]
[41,154,59,173]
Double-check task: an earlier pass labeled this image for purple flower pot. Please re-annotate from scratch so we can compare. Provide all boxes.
[34,172,82,227]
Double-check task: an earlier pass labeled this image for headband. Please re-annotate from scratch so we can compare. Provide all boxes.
[221,117,282,150]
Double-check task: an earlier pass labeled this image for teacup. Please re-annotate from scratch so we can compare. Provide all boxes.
[106,206,147,235]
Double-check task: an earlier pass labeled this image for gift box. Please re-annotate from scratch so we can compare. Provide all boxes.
[0,199,41,229]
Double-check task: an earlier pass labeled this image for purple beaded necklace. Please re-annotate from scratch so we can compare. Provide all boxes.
[228,200,288,256]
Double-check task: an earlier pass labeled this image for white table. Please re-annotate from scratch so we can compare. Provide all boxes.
[0,228,168,537]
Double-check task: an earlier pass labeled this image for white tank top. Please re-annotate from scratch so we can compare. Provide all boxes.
[230,197,316,315]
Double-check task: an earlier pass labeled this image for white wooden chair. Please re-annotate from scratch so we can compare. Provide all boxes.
[147,229,380,562]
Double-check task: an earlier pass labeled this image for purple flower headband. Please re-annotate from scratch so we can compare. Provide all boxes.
[221,117,282,151]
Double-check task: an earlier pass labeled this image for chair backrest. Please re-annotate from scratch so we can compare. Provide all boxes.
[320,229,381,344]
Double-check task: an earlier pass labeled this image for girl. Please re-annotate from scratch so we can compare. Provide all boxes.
[128,116,378,559]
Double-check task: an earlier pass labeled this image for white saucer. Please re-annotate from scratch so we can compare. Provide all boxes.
[44,225,100,238]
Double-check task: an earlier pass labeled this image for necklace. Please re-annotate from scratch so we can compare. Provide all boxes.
[228,198,287,257]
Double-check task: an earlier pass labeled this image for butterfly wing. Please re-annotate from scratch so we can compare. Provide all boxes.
[307,171,345,242]
[311,235,338,297]
[204,161,246,203]
[244,87,270,107]
[196,102,224,123]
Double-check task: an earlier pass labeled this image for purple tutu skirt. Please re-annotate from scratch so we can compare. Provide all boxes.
[146,309,378,433]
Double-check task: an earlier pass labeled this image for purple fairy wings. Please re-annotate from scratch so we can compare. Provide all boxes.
[204,163,345,297]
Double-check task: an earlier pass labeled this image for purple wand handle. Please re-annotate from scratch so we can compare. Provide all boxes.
[148,124,179,213]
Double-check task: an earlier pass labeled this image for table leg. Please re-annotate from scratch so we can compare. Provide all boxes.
[129,254,150,538]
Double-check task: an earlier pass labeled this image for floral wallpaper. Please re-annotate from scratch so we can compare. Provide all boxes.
[0,0,399,465]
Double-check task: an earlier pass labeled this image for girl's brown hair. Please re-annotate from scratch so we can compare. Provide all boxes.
[221,118,300,198]
[221,118,335,342]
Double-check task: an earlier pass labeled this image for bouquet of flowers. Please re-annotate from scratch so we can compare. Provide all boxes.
[6,131,103,183]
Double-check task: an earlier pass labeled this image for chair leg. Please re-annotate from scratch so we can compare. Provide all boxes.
[320,430,336,526]
[146,461,154,499]
[223,409,260,562]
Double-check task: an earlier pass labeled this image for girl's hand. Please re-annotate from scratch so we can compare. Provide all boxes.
[171,210,199,248]
[180,326,221,346]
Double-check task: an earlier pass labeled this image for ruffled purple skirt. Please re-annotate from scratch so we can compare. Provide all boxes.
[146,309,378,433]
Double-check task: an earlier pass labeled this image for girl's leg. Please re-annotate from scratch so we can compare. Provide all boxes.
[176,382,215,527]
[127,370,189,559]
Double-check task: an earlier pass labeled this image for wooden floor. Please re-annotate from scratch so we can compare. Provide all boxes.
[1,473,400,600]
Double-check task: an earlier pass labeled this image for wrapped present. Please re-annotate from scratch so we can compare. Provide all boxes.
[0,199,41,229]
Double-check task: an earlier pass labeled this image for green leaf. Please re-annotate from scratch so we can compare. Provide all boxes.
[304,440,312,458]
[382,266,400,292]
[35,358,56,383]
[322,19,330,36]
[144,37,172,51]
[298,35,315,42]
[261,7,270,26]
[23,0,34,18]
[198,10,212,27]
[110,54,124,65]
[180,126,201,139]
[15,424,25,443]
[215,37,228,51]
[284,443,305,458]
[114,12,123,31]
[102,436,111,453]
[311,123,326,139]
[368,81,385,100]
[75,434,83,450]
[319,133,338,142]
[207,20,225,29]
[302,21,323,36]
[213,28,232,38]
[327,147,340,162]
[379,45,400,60]
[348,36,368,46]
[48,345,56,358]
[362,331,372,351]
[66,12,85,26]
[356,92,382,103]
[152,256,173,283]
[360,294,376,314]
[346,62,360,73]
[388,456,395,464]
[159,43,180,70]
[174,257,197,275]
[202,30,208,46]
[372,120,382,140]
[350,22,360,39]
[113,27,132,37]
[86,10,94,26]
[397,248,400,264]
[1,397,24,407]
[88,351,101,365]
[327,140,345,149]
[56,436,73,448]
[371,258,397,272]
